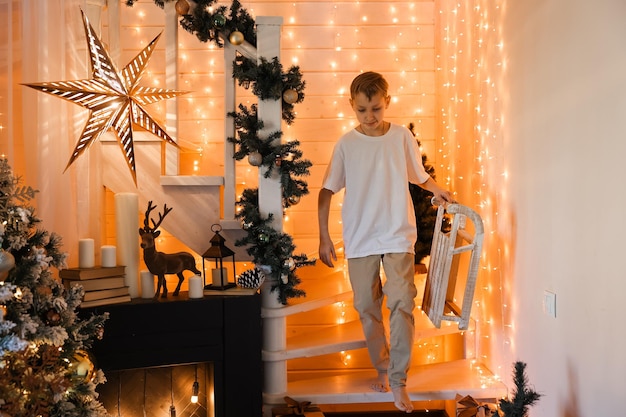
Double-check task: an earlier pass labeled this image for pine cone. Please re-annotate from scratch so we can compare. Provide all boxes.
[237,268,265,289]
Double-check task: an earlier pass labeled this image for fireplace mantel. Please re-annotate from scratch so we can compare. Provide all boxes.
[83,293,262,417]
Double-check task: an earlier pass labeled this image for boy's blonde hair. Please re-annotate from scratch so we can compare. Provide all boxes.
[350,71,389,100]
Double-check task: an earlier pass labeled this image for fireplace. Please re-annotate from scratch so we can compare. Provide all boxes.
[83,294,262,417]
[98,363,214,416]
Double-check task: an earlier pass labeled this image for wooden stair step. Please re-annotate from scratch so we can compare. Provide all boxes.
[264,310,468,362]
[262,270,353,318]
[264,359,506,405]
[264,320,366,361]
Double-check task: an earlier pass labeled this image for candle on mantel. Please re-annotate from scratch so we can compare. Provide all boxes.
[211,268,228,287]
[115,193,139,298]
[188,275,203,298]
[78,239,95,269]
[101,245,116,268]
[141,270,155,299]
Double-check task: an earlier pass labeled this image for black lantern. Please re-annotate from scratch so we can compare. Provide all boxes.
[202,224,237,290]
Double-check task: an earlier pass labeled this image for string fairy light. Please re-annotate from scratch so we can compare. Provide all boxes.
[113,0,510,387]
[436,0,509,382]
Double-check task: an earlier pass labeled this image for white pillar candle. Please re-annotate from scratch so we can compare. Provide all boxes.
[188,275,203,299]
[115,193,139,298]
[100,245,117,268]
[140,270,155,299]
[78,239,95,269]
[211,268,229,287]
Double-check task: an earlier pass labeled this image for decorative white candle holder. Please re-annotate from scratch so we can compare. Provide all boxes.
[78,239,95,269]
[188,275,203,299]
[115,193,139,297]
[141,270,155,299]
[101,245,117,268]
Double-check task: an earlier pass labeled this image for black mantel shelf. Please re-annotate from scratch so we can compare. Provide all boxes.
[81,292,262,417]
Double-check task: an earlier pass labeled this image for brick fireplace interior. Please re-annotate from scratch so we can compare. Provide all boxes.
[98,362,214,417]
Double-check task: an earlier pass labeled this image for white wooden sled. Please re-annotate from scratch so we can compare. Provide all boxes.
[422,200,484,330]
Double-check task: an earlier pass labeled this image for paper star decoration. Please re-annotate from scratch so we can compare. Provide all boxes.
[23,9,188,184]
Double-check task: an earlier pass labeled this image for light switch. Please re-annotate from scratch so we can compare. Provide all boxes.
[543,290,556,318]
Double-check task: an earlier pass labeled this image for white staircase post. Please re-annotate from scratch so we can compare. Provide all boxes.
[256,17,284,229]
[223,43,237,222]
[255,16,288,400]
[163,1,180,176]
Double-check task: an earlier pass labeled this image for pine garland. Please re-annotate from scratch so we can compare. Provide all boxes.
[132,0,313,304]
[227,104,312,208]
[233,56,305,124]
[234,189,315,304]
[127,0,257,46]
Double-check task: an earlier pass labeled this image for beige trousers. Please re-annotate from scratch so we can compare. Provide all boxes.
[347,252,417,388]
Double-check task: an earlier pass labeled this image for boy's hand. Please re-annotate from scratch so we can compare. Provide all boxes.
[319,238,337,268]
[437,190,456,204]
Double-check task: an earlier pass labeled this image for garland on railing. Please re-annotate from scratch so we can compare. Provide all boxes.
[227,104,311,207]
[126,0,257,46]
[128,0,312,304]
[233,56,305,124]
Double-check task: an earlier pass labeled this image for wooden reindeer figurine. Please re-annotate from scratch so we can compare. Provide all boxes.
[139,201,201,298]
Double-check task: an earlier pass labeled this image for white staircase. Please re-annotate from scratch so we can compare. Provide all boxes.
[260,259,507,415]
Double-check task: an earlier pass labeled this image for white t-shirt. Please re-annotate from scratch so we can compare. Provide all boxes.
[322,123,430,259]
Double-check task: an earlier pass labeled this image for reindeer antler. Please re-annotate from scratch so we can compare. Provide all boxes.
[143,201,157,232]
[143,200,173,232]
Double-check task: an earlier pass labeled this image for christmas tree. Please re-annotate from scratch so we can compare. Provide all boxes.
[498,361,542,417]
[0,159,110,417]
[407,123,449,267]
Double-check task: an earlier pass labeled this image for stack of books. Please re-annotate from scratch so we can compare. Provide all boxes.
[60,265,131,308]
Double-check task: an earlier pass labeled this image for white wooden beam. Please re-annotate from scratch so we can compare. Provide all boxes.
[164,2,179,175]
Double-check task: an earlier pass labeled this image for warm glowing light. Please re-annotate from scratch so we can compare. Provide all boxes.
[191,381,199,403]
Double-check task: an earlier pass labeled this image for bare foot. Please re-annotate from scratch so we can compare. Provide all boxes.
[370,372,389,392]
[392,386,414,413]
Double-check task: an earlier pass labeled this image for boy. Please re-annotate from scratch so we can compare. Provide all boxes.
[318,71,454,413]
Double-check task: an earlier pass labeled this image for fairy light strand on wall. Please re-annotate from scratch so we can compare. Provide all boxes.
[436,0,509,382]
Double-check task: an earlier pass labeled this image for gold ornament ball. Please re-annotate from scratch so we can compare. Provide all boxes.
[282,88,299,104]
[71,349,95,381]
[229,31,245,46]
[175,0,190,15]
[287,194,301,205]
